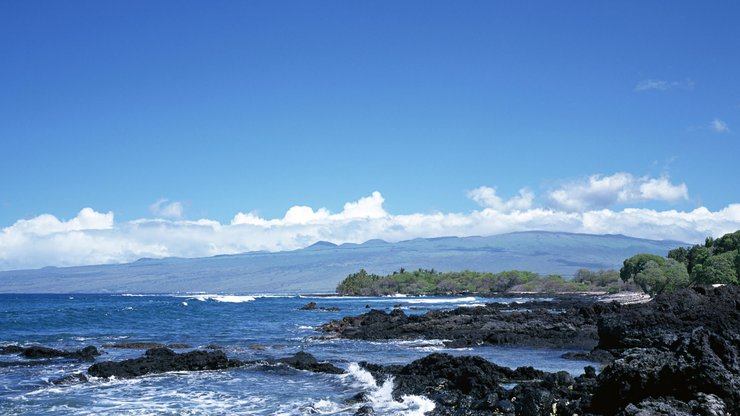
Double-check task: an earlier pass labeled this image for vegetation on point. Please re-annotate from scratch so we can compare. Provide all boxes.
[336,267,632,296]
[336,230,740,297]
[620,230,740,296]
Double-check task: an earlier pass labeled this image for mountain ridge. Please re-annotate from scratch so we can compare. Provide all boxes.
[0,231,686,294]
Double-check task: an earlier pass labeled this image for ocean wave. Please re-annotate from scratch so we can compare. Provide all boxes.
[345,363,436,415]
[187,295,257,303]
[385,296,478,304]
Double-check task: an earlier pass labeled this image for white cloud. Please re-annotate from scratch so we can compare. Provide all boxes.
[467,187,534,212]
[548,173,688,211]
[1,184,738,271]
[231,191,386,227]
[639,177,689,201]
[710,118,731,133]
[150,199,184,219]
[635,78,695,92]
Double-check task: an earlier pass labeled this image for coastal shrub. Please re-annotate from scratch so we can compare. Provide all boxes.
[632,258,690,296]
[619,254,666,283]
[691,250,738,285]
[337,268,603,296]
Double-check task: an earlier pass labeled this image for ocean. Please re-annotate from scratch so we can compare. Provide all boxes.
[0,294,594,415]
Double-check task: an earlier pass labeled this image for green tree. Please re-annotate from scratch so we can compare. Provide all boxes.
[690,250,739,285]
[633,259,689,296]
[667,246,689,265]
[712,230,740,255]
[620,254,666,283]
[686,245,711,275]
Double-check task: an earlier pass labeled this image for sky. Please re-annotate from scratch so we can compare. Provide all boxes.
[1,1,740,271]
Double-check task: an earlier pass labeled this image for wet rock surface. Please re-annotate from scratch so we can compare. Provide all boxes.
[360,352,596,415]
[0,345,100,361]
[88,348,241,379]
[320,296,612,349]
[300,301,340,312]
[102,342,192,349]
[590,285,740,415]
[85,349,343,380]
[273,351,344,374]
[332,285,740,415]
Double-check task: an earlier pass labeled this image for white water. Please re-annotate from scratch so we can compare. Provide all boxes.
[345,363,436,415]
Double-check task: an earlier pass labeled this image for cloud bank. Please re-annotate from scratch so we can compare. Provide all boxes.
[1,175,739,271]
[548,173,689,211]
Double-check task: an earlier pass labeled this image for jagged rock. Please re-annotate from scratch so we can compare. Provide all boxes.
[88,348,241,379]
[321,297,606,349]
[0,345,25,354]
[561,348,614,364]
[300,302,341,312]
[323,286,740,415]
[275,352,344,374]
[51,373,88,385]
[354,405,375,415]
[591,286,740,415]
[1,345,100,361]
[102,342,192,349]
[248,345,268,351]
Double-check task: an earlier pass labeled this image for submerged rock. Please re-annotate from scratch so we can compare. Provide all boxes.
[354,404,375,415]
[275,352,344,374]
[88,348,241,379]
[0,345,100,361]
[51,373,89,385]
[102,342,192,349]
[300,302,341,312]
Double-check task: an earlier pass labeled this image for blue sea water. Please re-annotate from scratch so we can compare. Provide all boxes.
[0,294,595,415]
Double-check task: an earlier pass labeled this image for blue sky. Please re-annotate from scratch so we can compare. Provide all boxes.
[1,2,739,270]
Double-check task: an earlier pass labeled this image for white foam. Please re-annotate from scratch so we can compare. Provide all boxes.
[299,295,376,299]
[388,296,478,304]
[188,295,256,303]
[345,363,436,415]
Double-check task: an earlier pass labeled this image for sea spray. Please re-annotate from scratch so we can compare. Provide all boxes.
[346,363,435,415]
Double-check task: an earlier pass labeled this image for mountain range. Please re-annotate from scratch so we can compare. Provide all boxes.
[0,231,685,293]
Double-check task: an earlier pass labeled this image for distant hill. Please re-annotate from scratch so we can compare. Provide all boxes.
[0,231,685,294]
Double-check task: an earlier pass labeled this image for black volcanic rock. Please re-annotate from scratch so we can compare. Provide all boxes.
[0,345,25,355]
[88,348,241,379]
[51,373,89,385]
[1,345,100,361]
[597,285,740,352]
[341,285,740,415]
[300,302,340,312]
[321,297,609,349]
[102,342,192,349]
[275,352,344,374]
[360,353,589,415]
[589,285,740,415]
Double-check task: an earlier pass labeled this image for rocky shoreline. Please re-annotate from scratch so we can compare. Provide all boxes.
[2,286,737,415]
[323,285,740,415]
[319,294,613,350]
